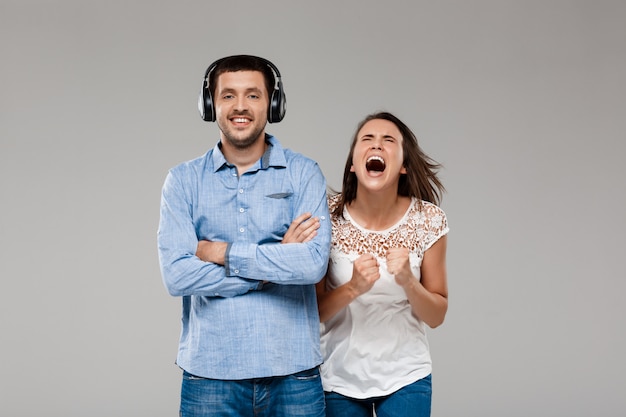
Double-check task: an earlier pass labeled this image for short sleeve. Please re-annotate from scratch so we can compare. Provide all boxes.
[420,202,449,253]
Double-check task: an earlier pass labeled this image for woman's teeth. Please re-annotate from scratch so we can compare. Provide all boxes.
[366,156,385,172]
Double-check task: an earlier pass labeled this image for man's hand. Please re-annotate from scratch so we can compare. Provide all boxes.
[196,240,228,265]
[282,212,320,244]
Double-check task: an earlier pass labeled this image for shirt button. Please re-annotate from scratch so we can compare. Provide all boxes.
[239,189,244,193]
[239,228,244,233]
[239,208,245,213]
[320,216,326,220]
[234,269,239,274]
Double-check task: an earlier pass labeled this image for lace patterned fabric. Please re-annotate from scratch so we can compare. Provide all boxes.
[328,193,448,260]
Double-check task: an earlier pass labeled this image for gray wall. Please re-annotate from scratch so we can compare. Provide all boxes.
[2,1,625,416]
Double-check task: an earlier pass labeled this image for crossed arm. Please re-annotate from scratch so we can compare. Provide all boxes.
[195,212,322,264]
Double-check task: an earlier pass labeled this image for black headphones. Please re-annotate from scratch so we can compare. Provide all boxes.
[198,55,286,123]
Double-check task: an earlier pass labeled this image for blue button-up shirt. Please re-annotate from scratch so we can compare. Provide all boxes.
[158,135,331,379]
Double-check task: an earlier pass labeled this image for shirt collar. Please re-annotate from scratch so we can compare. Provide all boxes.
[211,134,287,172]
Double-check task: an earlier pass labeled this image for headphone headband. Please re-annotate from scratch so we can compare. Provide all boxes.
[198,55,286,123]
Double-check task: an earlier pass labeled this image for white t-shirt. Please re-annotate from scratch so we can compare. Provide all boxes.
[320,194,449,398]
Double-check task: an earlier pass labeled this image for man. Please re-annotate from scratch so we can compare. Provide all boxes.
[157,55,331,416]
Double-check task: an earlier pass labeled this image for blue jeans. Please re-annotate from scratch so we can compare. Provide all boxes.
[180,367,325,417]
[325,374,432,417]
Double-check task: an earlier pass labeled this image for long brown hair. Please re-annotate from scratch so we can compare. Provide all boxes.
[332,112,445,217]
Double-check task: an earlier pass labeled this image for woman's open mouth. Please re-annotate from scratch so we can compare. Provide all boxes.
[366,156,385,172]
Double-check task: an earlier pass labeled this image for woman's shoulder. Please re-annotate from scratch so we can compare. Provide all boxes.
[411,199,449,233]
[414,199,446,217]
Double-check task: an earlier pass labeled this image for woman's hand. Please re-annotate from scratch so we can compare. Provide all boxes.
[386,247,413,286]
[348,253,381,296]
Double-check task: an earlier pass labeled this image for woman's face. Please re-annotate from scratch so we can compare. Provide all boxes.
[350,118,406,192]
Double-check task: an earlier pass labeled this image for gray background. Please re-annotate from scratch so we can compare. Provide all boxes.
[2,1,625,416]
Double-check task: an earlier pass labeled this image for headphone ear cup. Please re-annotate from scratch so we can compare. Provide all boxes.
[198,79,215,122]
[268,82,286,123]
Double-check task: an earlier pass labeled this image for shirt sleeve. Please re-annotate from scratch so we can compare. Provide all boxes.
[226,160,332,285]
[157,169,260,298]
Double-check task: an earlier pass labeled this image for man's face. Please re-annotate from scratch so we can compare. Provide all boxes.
[214,70,269,150]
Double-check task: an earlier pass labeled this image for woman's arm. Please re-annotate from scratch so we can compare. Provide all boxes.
[316,253,381,322]
[387,235,448,328]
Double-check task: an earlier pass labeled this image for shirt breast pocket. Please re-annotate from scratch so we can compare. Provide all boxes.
[263,191,294,240]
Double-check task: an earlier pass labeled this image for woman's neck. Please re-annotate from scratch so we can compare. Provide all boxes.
[346,190,411,231]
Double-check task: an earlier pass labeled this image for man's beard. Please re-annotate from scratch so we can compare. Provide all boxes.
[217,115,265,150]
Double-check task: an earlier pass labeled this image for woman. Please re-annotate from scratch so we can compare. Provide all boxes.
[317,112,449,417]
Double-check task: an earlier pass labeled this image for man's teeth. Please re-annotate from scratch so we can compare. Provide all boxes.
[233,118,248,123]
